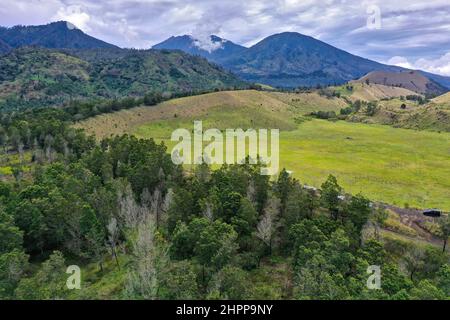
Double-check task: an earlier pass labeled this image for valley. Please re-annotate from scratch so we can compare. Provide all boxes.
[77,90,450,211]
[1,16,449,302]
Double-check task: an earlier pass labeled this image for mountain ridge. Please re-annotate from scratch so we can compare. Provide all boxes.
[0,21,118,52]
[0,46,245,111]
[152,34,246,63]
[154,31,450,90]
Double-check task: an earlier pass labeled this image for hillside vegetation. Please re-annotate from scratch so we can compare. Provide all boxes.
[433,92,450,104]
[0,21,118,52]
[0,47,245,111]
[75,90,345,138]
[334,83,419,102]
[345,93,450,132]
[1,105,448,300]
[77,90,450,211]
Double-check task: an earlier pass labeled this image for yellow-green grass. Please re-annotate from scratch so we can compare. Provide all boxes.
[280,120,450,210]
[76,90,450,210]
[134,117,450,211]
[433,92,450,105]
[334,83,418,102]
[75,90,345,139]
[383,210,418,237]
[348,97,450,132]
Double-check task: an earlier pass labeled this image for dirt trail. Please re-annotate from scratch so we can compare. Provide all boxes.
[381,204,447,250]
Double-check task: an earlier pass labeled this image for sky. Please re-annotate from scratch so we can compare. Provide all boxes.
[1,0,450,75]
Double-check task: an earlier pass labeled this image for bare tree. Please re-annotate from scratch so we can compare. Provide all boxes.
[118,184,146,230]
[107,217,120,269]
[257,213,273,254]
[256,197,280,255]
[125,214,168,299]
[18,142,24,164]
[202,202,214,222]
[246,179,257,207]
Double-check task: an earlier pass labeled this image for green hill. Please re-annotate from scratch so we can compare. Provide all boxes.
[76,90,450,210]
[0,21,118,51]
[347,96,450,132]
[0,47,246,111]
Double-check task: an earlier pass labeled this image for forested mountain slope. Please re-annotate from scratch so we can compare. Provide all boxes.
[0,47,246,111]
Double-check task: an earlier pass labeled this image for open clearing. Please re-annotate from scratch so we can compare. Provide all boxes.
[76,90,450,211]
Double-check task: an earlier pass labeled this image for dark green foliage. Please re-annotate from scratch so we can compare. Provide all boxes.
[0,99,447,300]
[0,46,247,111]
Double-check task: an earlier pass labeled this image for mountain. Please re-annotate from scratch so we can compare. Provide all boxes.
[352,70,447,96]
[0,47,245,111]
[153,35,246,63]
[0,38,11,54]
[0,21,118,50]
[221,32,405,88]
[154,31,450,90]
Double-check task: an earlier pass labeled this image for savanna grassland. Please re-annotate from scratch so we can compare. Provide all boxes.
[77,90,450,211]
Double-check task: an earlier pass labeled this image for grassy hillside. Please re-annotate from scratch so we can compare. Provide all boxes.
[347,96,450,132]
[433,92,450,104]
[279,120,450,210]
[334,83,419,102]
[352,70,448,96]
[0,47,245,111]
[75,90,345,138]
[77,90,450,210]
[132,119,450,211]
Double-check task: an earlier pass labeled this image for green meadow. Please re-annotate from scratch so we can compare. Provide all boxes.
[134,117,450,211]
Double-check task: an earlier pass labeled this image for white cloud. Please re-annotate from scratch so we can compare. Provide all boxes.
[415,53,450,76]
[191,20,224,53]
[52,5,91,31]
[388,53,450,76]
[0,0,450,66]
[387,56,413,69]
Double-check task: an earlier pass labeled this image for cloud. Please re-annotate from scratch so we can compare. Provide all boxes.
[0,0,449,66]
[388,53,450,76]
[191,20,224,53]
[52,5,91,31]
[387,56,413,69]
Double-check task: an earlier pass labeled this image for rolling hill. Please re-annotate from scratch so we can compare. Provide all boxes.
[75,90,346,138]
[337,83,420,102]
[0,21,118,51]
[152,35,246,63]
[0,47,245,111]
[433,92,450,104]
[75,90,450,211]
[347,94,450,132]
[352,70,447,96]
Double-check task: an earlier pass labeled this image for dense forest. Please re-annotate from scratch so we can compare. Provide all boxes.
[0,47,246,111]
[0,100,449,300]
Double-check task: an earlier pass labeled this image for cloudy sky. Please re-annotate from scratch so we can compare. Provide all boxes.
[1,0,450,75]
